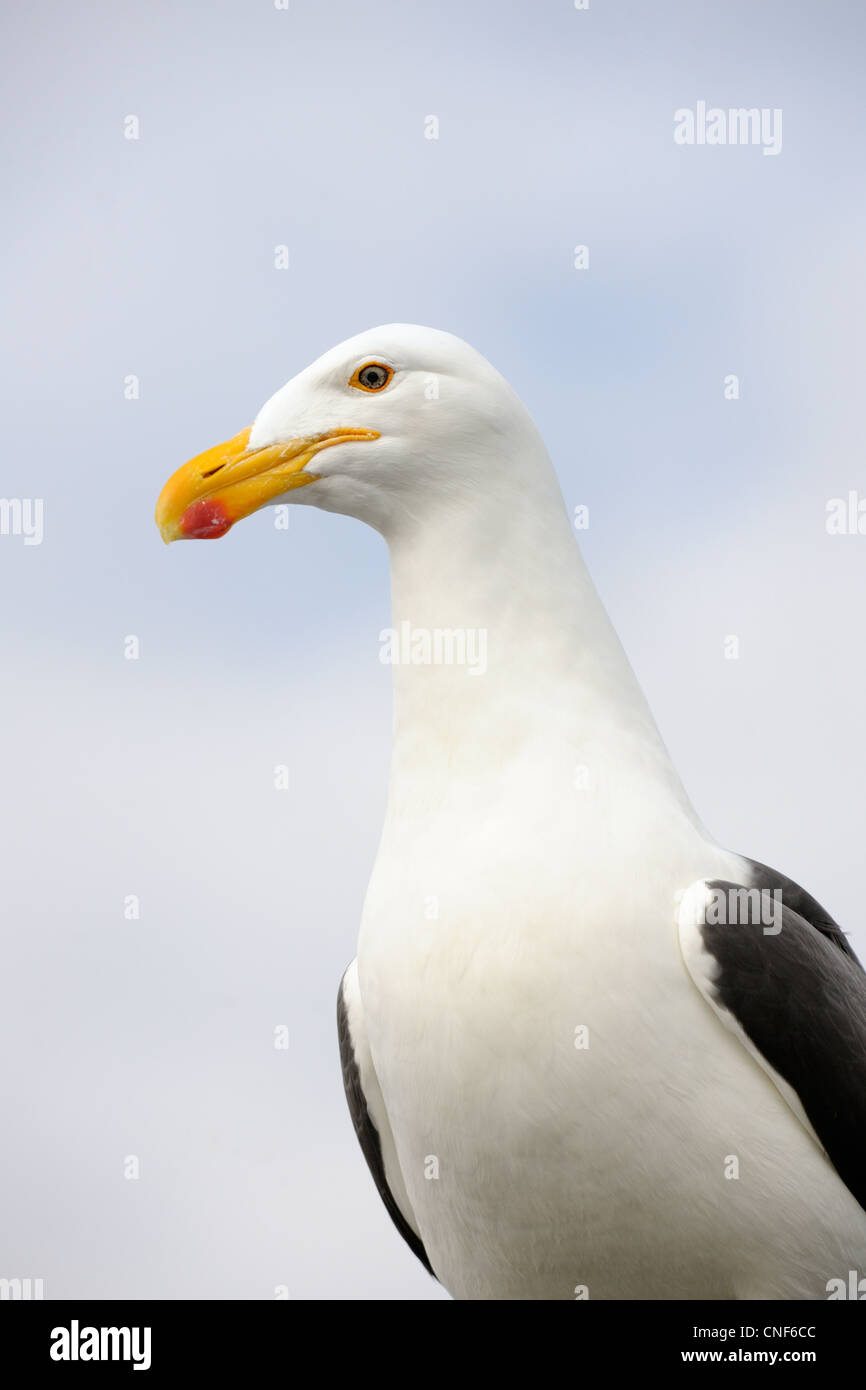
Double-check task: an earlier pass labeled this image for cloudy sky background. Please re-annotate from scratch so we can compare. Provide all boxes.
[2,0,864,1298]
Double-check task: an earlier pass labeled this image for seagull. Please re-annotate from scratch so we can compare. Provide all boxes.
[156,324,866,1300]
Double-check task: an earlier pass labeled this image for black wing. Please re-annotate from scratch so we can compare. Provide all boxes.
[691,860,866,1212]
[337,969,435,1277]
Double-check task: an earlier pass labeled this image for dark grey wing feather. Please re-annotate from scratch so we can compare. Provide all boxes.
[337,978,435,1277]
[702,869,866,1211]
[741,855,862,965]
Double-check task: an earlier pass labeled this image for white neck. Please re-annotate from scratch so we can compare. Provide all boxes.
[379,436,698,827]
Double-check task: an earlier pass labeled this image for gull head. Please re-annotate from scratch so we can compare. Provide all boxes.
[155,324,544,542]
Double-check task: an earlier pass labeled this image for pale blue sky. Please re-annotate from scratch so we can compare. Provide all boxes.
[2,0,864,1298]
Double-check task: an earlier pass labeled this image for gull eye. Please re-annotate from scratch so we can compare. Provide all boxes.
[351,362,393,392]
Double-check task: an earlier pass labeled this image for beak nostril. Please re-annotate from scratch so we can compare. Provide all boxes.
[201,463,226,479]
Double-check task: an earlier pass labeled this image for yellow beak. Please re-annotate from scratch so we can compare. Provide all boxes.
[155,425,379,542]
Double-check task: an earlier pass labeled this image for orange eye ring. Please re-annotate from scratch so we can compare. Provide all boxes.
[350,361,394,392]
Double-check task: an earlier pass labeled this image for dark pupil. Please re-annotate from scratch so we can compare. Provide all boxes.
[362,366,385,388]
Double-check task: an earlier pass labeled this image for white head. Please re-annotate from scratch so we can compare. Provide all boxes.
[156,324,558,544]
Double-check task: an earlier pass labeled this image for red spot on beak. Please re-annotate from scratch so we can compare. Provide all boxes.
[179,497,233,540]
